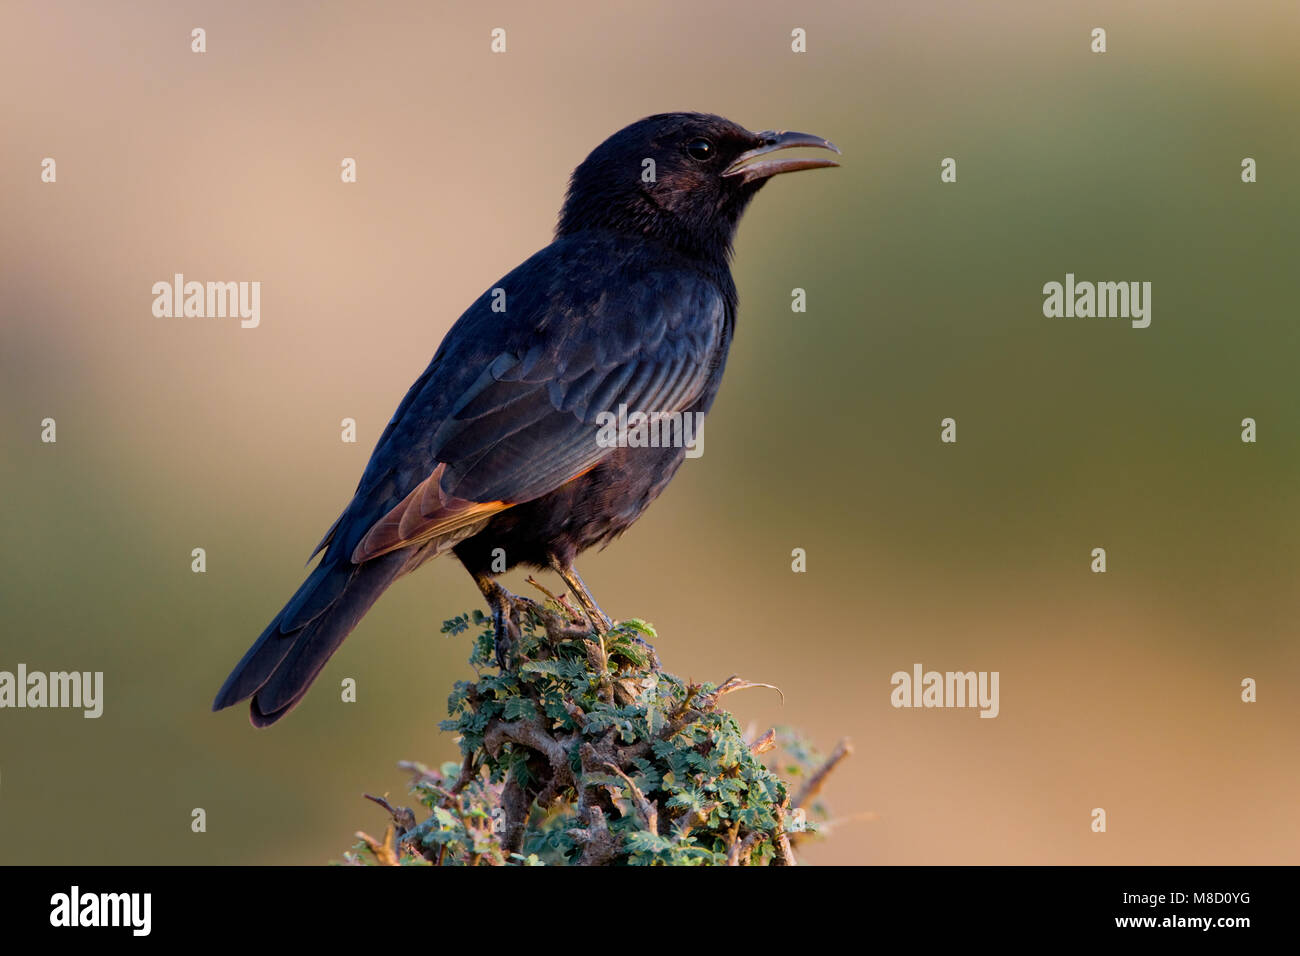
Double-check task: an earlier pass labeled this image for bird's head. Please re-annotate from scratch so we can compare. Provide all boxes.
[556,112,839,260]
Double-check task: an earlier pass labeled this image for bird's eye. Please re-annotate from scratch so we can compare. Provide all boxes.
[685,138,714,162]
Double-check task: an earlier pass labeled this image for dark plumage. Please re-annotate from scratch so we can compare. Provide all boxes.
[213,112,838,726]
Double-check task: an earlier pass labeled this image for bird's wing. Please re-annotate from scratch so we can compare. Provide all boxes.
[332,249,729,565]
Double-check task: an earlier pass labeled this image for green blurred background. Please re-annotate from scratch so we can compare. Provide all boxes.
[2,0,1298,864]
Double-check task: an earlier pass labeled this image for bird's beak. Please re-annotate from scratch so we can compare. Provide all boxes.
[722,130,841,184]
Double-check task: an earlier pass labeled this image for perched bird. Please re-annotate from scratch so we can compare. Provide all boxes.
[213,112,839,726]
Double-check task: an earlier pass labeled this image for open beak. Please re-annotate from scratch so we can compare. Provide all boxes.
[722,130,841,184]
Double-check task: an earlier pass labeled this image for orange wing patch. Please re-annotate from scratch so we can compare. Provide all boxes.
[352,463,512,563]
[351,460,605,564]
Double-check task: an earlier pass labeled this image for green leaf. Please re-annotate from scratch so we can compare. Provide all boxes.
[625,830,671,855]
[502,698,538,720]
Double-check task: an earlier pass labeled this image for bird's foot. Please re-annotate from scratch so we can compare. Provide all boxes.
[490,602,520,671]
[476,576,539,671]
[547,559,611,636]
[586,606,613,635]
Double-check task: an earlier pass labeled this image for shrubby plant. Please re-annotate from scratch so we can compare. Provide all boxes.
[345,599,848,866]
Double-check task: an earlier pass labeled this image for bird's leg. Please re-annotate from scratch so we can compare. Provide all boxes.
[471,572,536,670]
[548,558,661,669]
[547,557,611,634]
[548,558,615,703]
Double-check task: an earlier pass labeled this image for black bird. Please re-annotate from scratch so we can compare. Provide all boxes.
[213,112,839,726]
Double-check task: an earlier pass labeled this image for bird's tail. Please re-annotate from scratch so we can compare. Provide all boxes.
[212,550,408,727]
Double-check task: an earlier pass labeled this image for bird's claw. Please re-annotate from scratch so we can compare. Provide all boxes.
[492,592,541,670]
[491,603,520,671]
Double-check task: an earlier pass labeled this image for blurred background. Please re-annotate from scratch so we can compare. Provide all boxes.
[2,0,1298,865]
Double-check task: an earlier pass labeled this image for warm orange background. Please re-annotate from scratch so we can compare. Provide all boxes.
[2,0,1298,864]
